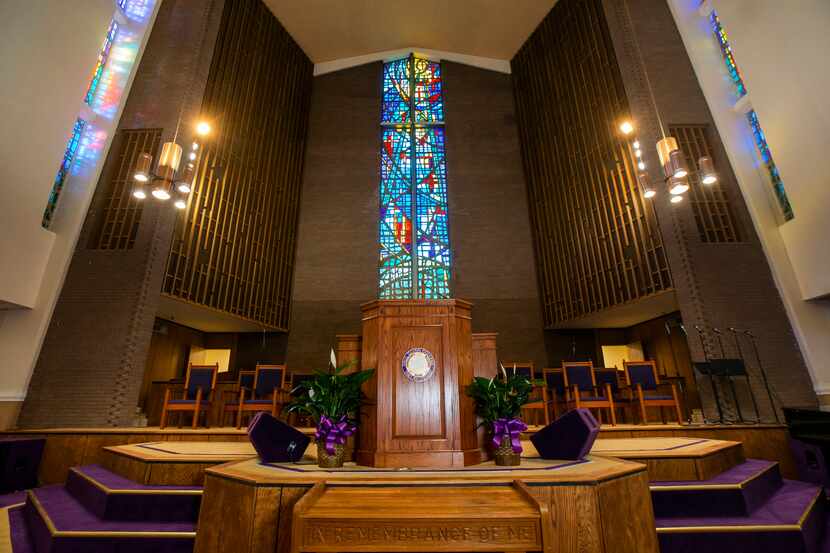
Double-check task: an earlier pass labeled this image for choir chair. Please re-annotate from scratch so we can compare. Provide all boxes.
[562,361,617,425]
[594,368,630,424]
[541,368,567,420]
[160,363,219,429]
[623,360,683,424]
[504,362,549,426]
[235,364,289,428]
[222,370,255,426]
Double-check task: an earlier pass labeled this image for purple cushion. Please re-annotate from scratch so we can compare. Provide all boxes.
[243,399,273,405]
[544,371,565,393]
[576,396,607,402]
[168,399,211,405]
[564,365,594,392]
[187,368,215,400]
[627,363,658,390]
[255,368,284,398]
[642,394,673,400]
[531,408,599,460]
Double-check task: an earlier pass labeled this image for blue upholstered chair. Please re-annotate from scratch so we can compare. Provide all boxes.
[542,368,566,420]
[160,363,218,429]
[594,368,630,423]
[504,362,549,426]
[222,370,255,426]
[234,364,288,428]
[623,360,683,424]
[562,362,617,425]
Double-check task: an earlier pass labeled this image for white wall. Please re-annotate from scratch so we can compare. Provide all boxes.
[668,0,830,404]
[0,0,160,425]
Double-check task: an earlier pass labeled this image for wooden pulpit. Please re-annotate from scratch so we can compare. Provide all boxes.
[356,299,482,467]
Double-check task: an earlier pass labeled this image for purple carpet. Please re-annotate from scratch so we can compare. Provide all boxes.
[0,490,26,508]
[652,459,782,517]
[66,465,201,522]
[9,505,35,553]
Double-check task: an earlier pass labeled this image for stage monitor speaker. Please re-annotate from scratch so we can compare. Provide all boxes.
[247,412,310,463]
[530,408,599,460]
[0,437,45,493]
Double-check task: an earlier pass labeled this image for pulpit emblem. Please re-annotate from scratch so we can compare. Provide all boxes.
[401,348,435,383]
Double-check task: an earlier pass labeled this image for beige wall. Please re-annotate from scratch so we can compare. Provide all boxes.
[668,0,830,405]
[0,0,160,426]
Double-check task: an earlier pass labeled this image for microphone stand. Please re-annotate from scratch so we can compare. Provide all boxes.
[745,330,781,423]
[729,327,760,423]
[695,325,723,424]
[714,327,743,423]
[666,321,692,423]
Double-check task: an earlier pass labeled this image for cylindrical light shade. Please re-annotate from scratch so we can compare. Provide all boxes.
[656,136,679,168]
[699,155,718,185]
[669,177,689,195]
[158,142,182,172]
[669,149,689,179]
[134,152,152,182]
[637,171,656,198]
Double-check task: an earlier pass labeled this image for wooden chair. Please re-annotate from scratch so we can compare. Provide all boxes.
[160,363,218,429]
[504,362,549,426]
[562,362,617,425]
[235,364,289,428]
[594,368,630,424]
[541,368,567,420]
[222,370,255,426]
[623,360,683,424]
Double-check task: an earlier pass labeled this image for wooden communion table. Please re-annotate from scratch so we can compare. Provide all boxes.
[194,455,659,553]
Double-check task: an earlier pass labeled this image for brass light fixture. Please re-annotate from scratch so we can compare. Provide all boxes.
[132,120,211,210]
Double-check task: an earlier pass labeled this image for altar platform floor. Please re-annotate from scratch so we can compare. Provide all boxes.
[1,422,795,484]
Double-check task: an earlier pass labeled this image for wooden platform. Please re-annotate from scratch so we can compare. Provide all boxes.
[1,422,795,484]
[194,455,658,553]
[102,441,256,486]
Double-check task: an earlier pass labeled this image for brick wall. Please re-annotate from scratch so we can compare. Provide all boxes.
[601,0,816,414]
[18,0,226,428]
[287,61,546,371]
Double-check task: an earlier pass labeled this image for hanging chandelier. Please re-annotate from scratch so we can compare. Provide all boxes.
[132,120,212,209]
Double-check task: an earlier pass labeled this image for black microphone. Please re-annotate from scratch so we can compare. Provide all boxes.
[679,324,687,335]
[712,327,722,334]
[694,324,703,331]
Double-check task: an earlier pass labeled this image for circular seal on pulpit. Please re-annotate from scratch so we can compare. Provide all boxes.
[401,348,435,383]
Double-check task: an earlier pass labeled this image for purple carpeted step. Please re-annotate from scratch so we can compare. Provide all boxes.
[0,490,26,508]
[65,465,201,522]
[9,505,36,553]
[657,480,826,553]
[22,485,195,553]
[651,459,782,517]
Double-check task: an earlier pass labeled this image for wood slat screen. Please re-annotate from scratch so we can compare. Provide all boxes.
[512,0,672,328]
[89,128,162,250]
[670,125,741,243]
[161,0,313,330]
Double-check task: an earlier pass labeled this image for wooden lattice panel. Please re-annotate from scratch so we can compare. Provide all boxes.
[512,0,672,327]
[162,0,312,330]
[89,128,162,250]
[670,125,741,243]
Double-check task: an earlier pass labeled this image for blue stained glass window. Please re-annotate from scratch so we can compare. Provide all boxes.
[710,11,746,99]
[379,55,451,299]
[43,118,87,228]
[84,19,119,106]
[746,110,793,221]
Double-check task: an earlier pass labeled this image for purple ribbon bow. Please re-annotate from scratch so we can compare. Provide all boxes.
[491,417,527,453]
[315,415,356,455]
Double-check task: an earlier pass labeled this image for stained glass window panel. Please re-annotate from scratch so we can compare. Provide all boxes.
[379,127,414,298]
[710,11,746,99]
[747,110,793,221]
[381,58,411,124]
[412,57,444,123]
[43,118,87,228]
[85,19,119,106]
[414,127,451,298]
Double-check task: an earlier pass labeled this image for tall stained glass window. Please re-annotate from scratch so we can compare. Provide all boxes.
[378,55,451,299]
[84,19,119,106]
[710,11,746,99]
[747,110,793,221]
[43,118,87,227]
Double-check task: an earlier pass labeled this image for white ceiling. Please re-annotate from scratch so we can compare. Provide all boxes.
[262,0,555,73]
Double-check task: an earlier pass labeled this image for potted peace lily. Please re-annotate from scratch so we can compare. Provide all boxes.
[466,368,536,466]
[286,351,374,468]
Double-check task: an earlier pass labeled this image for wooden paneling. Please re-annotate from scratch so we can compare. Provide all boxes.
[88,128,162,250]
[162,0,313,330]
[670,125,741,243]
[512,0,671,327]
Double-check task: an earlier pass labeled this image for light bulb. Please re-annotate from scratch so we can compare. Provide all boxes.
[133,189,146,199]
[635,149,642,158]
[192,142,199,151]
[152,188,171,200]
[188,152,197,161]
[177,183,191,194]
[669,180,689,195]
[633,141,640,149]
[619,121,634,135]
[638,161,646,170]
[670,195,683,204]
[174,200,187,210]
[196,121,211,136]
[644,189,656,199]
